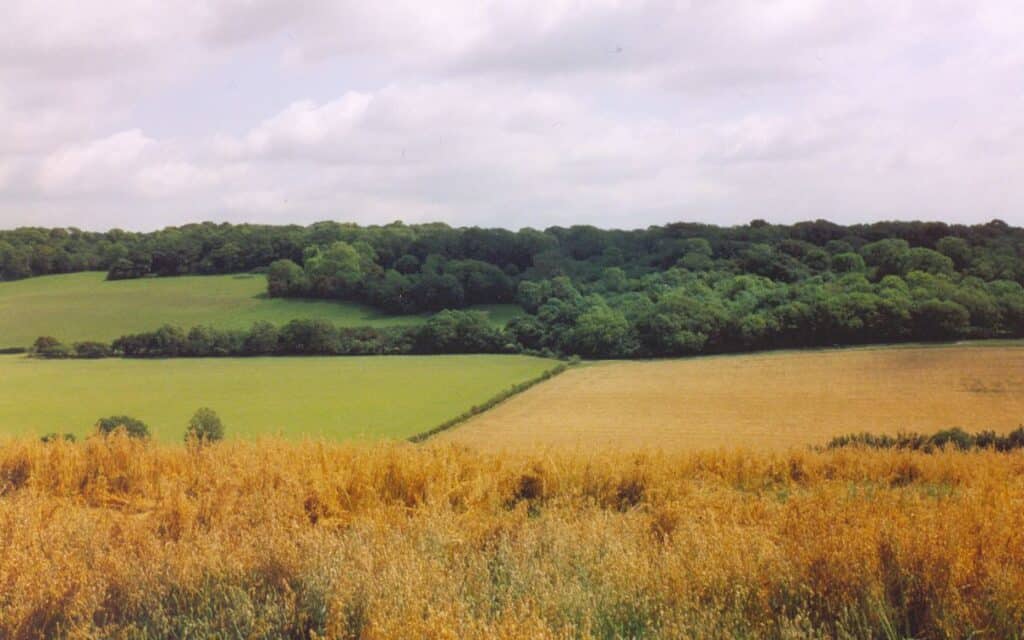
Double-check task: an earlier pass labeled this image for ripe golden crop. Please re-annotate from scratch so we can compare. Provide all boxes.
[445,346,1024,451]
[1,435,1023,638]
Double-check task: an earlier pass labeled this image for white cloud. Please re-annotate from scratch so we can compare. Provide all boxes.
[238,94,374,158]
[133,161,223,199]
[36,130,154,193]
[33,129,225,202]
[202,82,719,228]
[1,1,1024,230]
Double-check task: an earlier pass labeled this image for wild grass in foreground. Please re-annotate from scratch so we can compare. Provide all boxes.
[2,436,1024,639]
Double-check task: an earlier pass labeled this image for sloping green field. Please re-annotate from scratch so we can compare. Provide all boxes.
[0,272,521,348]
[0,354,555,441]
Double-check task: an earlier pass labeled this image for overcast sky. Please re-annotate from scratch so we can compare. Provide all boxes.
[1,1,1022,231]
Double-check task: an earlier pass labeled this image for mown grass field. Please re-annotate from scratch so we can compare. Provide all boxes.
[0,354,555,441]
[0,272,522,348]
[2,438,1023,638]
[443,343,1024,451]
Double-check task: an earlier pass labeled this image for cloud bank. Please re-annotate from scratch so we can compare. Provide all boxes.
[1,1,1023,230]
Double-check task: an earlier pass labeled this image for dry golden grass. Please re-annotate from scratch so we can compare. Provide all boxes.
[2,434,1024,638]
[442,345,1024,451]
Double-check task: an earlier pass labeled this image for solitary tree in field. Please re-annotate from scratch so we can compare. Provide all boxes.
[185,408,225,443]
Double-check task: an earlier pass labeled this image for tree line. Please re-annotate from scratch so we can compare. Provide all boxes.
[502,269,1024,358]
[31,311,513,359]
[7,218,1024,358]
[2,218,1021,286]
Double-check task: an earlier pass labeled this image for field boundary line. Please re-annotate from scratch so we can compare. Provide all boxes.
[408,358,577,443]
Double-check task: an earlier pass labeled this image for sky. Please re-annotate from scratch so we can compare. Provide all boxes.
[1,1,1023,232]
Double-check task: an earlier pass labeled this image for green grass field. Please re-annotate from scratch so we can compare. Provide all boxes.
[0,272,522,348]
[0,354,555,441]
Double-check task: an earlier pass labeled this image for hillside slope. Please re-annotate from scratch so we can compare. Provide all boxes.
[0,272,520,347]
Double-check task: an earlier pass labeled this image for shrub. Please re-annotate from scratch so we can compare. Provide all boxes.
[185,408,225,443]
[96,415,150,439]
[73,341,112,358]
[40,432,76,443]
[31,336,71,359]
[278,319,340,355]
[243,321,279,355]
[930,427,974,451]
[996,426,1024,451]
[413,310,505,354]
[826,426,1024,453]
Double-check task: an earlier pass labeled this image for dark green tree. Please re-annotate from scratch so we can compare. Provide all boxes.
[185,407,225,443]
[96,416,150,439]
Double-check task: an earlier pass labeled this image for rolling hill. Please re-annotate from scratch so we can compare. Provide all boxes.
[0,272,521,348]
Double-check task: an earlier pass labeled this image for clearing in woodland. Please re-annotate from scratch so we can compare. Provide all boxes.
[441,343,1024,451]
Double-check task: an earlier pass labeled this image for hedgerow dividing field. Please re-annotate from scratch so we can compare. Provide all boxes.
[0,354,555,441]
[442,343,1024,451]
[0,272,521,348]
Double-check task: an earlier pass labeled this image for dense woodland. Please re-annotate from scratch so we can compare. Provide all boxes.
[7,218,1024,358]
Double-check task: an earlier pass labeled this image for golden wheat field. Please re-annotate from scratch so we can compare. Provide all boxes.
[442,344,1024,451]
[1,435,1024,639]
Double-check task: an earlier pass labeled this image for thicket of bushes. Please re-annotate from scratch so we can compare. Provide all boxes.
[30,310,517,359]
[96,415,151,439]
[826,426,1024,452]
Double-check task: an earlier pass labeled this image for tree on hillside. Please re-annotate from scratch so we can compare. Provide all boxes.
[106,253,151,280]
[266,259,307,297]
[831,252,866,273]
[913,299,971,340]
[936,236,972,269]
[860,239,911,278]
[569,305,634,357]
[304,241,363,297]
